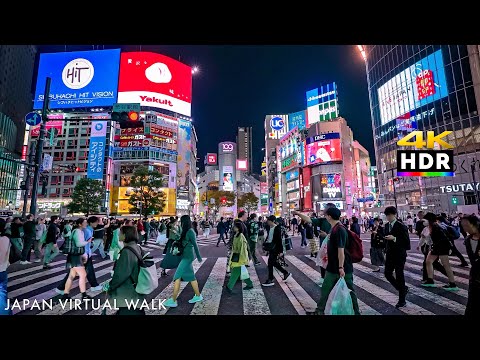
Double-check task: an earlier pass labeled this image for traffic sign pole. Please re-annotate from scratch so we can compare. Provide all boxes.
[30,77,51,217]
[22,144,36,219]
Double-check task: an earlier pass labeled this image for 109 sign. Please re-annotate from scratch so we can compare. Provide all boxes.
[396,131,454,176]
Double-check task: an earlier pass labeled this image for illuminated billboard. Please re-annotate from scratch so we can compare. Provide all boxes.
[265,115,288,140]
[306,133,342,165]
[320,173,342,198]
[118,52,192,116]
[237,159,248,171]
[306,82,338,126]
[288,110,307,130]
[206,153,217,165]
[34,49,121,109]
[378,49,448,125]
[222,165,234,191]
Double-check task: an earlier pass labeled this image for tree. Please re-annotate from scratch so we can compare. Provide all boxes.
[128,166,166,218]
[206,190,235,219]
[237,192,259,215]
[67,178,105,216]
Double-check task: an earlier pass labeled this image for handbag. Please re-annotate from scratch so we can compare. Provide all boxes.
[262,241,275,252]
[284,236,293,251]
[231,253,240,262]
[240,265,249,280]
[62,230,85,255]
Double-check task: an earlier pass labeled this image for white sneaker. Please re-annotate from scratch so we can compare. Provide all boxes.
[34,259,41,263]
[188,295,204,304]
[54,288,64,295]
[90,285,103,292]
[19,261,31,265]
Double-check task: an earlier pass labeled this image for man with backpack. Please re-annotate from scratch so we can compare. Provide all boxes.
[314,207,360,315]
[247,213,261,266]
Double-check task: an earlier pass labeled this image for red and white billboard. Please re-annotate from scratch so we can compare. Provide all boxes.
[117,52,192,117]
[31,120,64,137]
[237,159,248,171]
[206,153,217,165]
[305,133,342,166]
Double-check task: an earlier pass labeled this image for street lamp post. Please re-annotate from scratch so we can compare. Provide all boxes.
[391,169,398,209]
[471,159,480,214]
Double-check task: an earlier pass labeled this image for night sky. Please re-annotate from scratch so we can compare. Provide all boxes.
[37,45,373,172]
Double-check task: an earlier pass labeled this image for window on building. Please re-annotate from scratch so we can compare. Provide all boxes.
[79,151,88,160]
[64,176,73,185]
[51,176,59,185]
[53,152,62,161]
[49,188,60,198]
[464,192,478,205]
[68,128,78,136]
[80,128,90,136]
[67,140,77,148]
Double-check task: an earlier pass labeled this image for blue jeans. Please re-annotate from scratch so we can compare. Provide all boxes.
[91,239,106,258]
[0,271,11,315]
[44,243,60,265]
[300,229,307,246]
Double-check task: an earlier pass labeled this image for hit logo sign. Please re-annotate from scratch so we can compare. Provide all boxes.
[396,131,454,176]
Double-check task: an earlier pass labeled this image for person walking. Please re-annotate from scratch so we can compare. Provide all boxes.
[0,218,11,315]
[202,219,211,239]
[9,217,23,254]
[192,218,199,236]
[108,220,124,262]
[20,214,36,265]
[350,216,361,237]
[437,215,469,267]
[33,218,47,263]
[61,218,93,301]
[461,215,480,316]
[104,226,145,315]
[164,215,203,307]
[261,215,290,287]
[314,207,361,315]
[137,218,145,244]
[421,212,459,291]
[246,213,261,266]
[298,219,307,248]
[370,218,385,272]
[417,217,448,282]
[383,206,411,308]
[406,215,414,233]
[216,217,227,246]
[43,216,61,270]
[90,217,109,259]
[142,218,150,246]
[225,220,254,293]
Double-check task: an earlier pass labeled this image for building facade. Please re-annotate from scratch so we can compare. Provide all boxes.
[237,127,252,173]
[362,45,480,216]
[0,45,37,210]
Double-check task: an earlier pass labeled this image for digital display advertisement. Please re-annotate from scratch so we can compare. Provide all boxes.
[206,153,217,165]
[377,49,448,125]
[320,173,342,198]
[287,179,299,192]
[288,110,307,131]
[305,133,342,165]
[87,121,107,180]
[237,159,248,171]
[265,115,289,140]
[286,169,299,181]
[34,49,121,109]
[306,82,338,126]
[219,142,236,154]
[318,201,344,210]
[222,165,234,191]
[117,52,192,116]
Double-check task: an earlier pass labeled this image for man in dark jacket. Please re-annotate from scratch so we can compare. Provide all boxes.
[20,214,37,264]
[216,217,227,247]
[261,215,290,287]
[383,206,411,308]
[43,216,60,269]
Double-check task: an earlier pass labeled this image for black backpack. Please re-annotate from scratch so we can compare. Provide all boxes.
[305,222,314,239]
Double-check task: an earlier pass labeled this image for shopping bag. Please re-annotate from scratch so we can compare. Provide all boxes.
[240,265,249,280]
[316,235,329,268]
[325,278,355,315]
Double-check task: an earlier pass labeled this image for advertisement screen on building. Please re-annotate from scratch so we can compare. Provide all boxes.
[260,182,268,194]
[237,159,248,171]
[266,115,288,140]
[206,153,217,165]
[87,121,107,180]
[285,169,299,181]
[34,49,121,109]
[320,173,342,198]
[305,133,342,165]
[288,110,307,130]
[222,166,234,191]
[378,49,448,125]
[306,82,338,127]
[219,142,236,154]
[118,52,192,117]
[287,179,299,192]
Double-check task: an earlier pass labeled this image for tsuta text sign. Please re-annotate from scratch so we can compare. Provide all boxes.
[397,150,454,176]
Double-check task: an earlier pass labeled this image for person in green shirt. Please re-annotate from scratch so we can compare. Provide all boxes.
[226,220,254,293]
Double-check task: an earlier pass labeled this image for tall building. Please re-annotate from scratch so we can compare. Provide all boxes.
[236,127,252,173]
[0,45,37,209]
[360,45,480,216]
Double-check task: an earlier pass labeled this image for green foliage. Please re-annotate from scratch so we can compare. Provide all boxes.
[67,178,105,216]
[237,192,259,214]
[127,166,166,217]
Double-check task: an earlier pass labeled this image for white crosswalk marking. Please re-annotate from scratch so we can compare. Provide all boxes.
[8,257,67,278]
[243,265,271,315]
[287,256,380,315]
[262,256,317,314]
[190,258,227,315]
[145,259,205,315]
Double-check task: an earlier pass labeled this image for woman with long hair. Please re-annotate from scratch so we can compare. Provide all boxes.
[460,215,480,316]
[62,218,93,300]
[421,212,458,291]
[164,215,203,308]
[370,218,385,272]
[105,226,145,315]
[226,220,253,293]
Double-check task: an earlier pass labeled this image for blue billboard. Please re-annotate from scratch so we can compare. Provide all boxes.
[306,82,337,108]
[87,121,107,180]
[34,49,121,109]
[288,110,307,130]
[286,169,299,181]
[377,49,448,125]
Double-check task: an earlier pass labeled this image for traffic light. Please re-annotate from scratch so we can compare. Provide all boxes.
[452,196,458,205]
[112,110,142,128]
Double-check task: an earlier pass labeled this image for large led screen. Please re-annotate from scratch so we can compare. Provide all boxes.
[305,133,342,165]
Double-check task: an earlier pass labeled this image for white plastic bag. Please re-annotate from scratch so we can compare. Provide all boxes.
[240,265,249,280]
[316,235,329,268]
[325,278,355,315]
[156,232,167,246]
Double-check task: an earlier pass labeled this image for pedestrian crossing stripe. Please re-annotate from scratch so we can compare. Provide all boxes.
[6,252,469,315]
